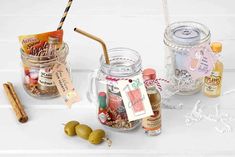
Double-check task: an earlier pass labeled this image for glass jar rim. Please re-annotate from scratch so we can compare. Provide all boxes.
[21,42,69,66]
[99,47,142,77]
[164,21,211,49]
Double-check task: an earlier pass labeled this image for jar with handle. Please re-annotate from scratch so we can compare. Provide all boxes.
[87,47,142,131]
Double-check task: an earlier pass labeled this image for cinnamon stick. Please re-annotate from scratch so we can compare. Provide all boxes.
[3,82,28,123]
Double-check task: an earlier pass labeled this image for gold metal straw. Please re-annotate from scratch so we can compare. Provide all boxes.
[57,0,73,30]
[74,28,110,64]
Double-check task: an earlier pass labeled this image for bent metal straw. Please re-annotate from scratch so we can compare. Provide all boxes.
[3,82,28,123]
[74,28,110,64]
[57,0,73,30]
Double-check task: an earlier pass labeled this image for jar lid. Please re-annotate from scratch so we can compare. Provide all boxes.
[172,26,200,45]
[48,36,59,44]
[164,21,211,49]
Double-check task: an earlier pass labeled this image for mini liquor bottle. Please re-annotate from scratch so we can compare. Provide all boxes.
[38,37,59,91]
[142,68,161,136]
[204,42,223,97]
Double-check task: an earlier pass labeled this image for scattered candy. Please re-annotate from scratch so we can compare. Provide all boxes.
[29,72,39,80]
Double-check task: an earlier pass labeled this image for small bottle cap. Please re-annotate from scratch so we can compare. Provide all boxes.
[98,92,107,109]
[211,42,222,53]
[143,68,156,80]
[48,36,59,44]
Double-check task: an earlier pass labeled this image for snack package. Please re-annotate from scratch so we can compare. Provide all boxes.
[19,30,64,98]
[19,30,63,55]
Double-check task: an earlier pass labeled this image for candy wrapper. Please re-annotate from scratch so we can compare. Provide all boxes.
[19,30,63,55]
[19,30,66,98]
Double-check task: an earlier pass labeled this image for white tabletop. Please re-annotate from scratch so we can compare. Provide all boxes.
[1,0,235,156]
[0,70,235,157]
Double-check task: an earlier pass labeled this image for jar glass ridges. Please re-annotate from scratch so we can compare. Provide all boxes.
[164,21,211,95]
[91,48,142,131]
[21,43,69,99]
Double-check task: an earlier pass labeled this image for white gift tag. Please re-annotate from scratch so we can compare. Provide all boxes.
[185,43,218,80]
[117,75,153,121]
[52,62,80,108]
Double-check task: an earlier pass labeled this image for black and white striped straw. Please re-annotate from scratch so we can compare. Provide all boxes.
[57,0,73,30]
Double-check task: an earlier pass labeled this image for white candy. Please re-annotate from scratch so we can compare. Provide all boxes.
[29,69,38,73]
[30,72,39,79]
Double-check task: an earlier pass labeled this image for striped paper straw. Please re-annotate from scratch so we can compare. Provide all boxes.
[57,0,73,30]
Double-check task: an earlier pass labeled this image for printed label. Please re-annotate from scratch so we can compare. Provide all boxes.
[147,91,161,111]
[142,85,161,131]
[38,68,54,86]
[19,29,63,55]
[117,75,153,121]
[204,71,222,95]
[98,112,107,124]
[185,44,218,80]
[108,92,124,113]
[142,110,161,131]
[106,78,127,121]
[127,88,145,114]
[52,62,79,107]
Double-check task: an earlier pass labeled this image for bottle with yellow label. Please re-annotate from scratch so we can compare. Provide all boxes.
[204,42,223,97]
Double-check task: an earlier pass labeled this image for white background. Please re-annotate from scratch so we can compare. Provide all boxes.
[1,0,235,157]
[1,0,235,71]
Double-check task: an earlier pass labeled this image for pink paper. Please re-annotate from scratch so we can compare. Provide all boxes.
[127,88,145,114]
[185,44,218,80]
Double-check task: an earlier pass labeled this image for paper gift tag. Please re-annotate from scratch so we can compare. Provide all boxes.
[52,62,80,107]
[185,43,218,80]
[117,75,153,121]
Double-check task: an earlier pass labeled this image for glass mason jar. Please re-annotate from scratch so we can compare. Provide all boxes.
[164,21,211,95]
[21,43,69,99]
[88,48,142,131]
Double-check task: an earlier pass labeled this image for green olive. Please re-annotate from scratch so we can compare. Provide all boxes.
[88,129,106,145]
[64,121,80,136]
[75,124,92,140]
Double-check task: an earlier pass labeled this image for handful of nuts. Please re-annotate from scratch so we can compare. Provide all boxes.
[64,121,112,147]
